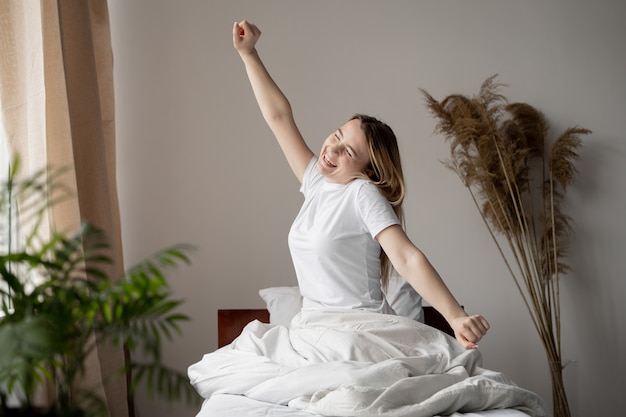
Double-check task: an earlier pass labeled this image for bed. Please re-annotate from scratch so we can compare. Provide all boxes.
[216,306,455,348]
[189,287,548,417]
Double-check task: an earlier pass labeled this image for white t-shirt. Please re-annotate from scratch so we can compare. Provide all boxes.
[288,157,400,313]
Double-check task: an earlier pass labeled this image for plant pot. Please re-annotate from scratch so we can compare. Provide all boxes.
[0,406,86,417]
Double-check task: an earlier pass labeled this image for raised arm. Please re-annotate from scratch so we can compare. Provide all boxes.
[233,21,314,183]
[377,225,490,349]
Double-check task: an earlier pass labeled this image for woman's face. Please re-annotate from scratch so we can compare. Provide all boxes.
[317,119,371,184]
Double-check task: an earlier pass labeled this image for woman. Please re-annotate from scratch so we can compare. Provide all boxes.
[233,20,489,349]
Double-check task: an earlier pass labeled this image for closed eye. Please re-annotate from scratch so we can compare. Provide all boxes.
[335,130,356,158]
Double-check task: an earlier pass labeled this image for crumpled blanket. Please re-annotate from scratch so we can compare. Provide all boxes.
[188,309,548,417]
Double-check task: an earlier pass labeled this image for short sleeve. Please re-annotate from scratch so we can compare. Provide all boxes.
[299,156,323,198]
[356,182,400,238]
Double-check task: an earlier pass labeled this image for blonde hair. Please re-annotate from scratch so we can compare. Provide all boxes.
[351,114,405,290]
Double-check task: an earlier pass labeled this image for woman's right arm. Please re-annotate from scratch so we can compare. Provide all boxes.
[233,21,313,183]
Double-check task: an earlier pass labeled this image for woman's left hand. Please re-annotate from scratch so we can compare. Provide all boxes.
[451,314,490,349]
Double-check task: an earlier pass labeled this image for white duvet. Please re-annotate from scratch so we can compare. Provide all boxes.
[189,309,548,417]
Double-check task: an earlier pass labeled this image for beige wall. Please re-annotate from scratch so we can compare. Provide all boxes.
[109,1,625,415]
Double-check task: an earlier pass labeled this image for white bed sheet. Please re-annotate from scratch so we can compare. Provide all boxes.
[198,394,534,417]
[190,309,547,417]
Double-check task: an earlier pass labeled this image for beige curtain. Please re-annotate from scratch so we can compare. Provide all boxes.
[0,1,129,416]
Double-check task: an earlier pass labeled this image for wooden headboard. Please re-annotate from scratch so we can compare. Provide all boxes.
[217,307,454,348]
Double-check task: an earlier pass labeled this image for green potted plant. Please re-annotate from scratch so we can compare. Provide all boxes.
[0,157,199,416]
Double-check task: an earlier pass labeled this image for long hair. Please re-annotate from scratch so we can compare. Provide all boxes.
[351,114,405,290]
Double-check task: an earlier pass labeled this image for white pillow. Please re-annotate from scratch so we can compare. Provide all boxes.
[259,277,423,324]
[258,286,302,326]
[384,271,424,322]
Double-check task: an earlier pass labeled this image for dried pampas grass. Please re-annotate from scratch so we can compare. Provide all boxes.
[422,75,590,417]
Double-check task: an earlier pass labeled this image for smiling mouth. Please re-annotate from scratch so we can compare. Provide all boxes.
[323,154,336,168]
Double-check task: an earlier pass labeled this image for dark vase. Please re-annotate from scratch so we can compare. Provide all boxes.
[1,406,85,417]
